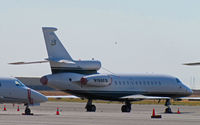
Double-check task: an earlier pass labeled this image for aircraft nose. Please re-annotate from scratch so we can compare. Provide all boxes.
[31,89,48,103]
[187,88,193,95]
[183,85,193,96]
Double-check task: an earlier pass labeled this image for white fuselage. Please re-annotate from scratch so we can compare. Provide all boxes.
[0,77,47,104]
[41,73,192,101]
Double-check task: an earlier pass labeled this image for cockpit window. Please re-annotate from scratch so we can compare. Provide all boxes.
[176,78,181,83]
[15,80,25,87]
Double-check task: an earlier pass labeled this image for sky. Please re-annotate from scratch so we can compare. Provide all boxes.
[1,0,200,89]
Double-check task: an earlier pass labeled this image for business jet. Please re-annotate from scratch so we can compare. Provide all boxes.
[0,77,47,115]
[10,27,193,113]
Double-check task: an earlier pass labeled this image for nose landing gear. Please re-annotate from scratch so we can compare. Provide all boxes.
[22,104,34,115]
[164,99,172,113]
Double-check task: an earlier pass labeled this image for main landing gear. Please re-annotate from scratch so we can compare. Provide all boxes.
[85,99,132,113]
[85,99,96,112]
[121,101,131,112]
[164,99,172,113]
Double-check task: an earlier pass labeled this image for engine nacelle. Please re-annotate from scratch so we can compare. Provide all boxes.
[50,60,101,71]
[74,60,101,71]
[80,74,112,87]
[40,73,84,90]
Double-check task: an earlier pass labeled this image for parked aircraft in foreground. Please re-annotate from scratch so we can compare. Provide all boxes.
[0,77,47,115]
[11,27,194,113]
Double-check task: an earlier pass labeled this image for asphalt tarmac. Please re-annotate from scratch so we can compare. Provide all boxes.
[0,101,200,125]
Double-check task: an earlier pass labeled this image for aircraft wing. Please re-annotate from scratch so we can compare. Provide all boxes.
[46,95,79,99]
[120,95,170,101]
[121,95,200,101]
[47,94,170,101]
[46,94,200,101]
[183,62,200,66]
[176,97,200,101]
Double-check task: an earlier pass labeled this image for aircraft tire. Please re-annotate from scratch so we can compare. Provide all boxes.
[86,105,96,112]
[165,107,172,113]
[121,105,131,112]
[25,107,31,115]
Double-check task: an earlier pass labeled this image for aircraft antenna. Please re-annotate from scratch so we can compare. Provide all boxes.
[101,67,115,75]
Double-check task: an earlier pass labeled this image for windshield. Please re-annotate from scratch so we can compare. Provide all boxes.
[15,80,25,87]
[176,78,182,84]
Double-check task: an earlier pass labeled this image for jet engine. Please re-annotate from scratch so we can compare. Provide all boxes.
[80,74,112,87]
[40,73,84,90]
[74,60,101,71]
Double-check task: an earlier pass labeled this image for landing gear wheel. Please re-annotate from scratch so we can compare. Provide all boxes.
[164,99,172,113]
[165,107,172,113]
[22,106,33,115]
[25,107,31,115]
[91,105,96,112]
[121,105,131,112]
[85,99,96,112]
[86,105,96,112]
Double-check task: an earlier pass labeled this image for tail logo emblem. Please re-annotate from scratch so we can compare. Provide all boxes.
[51,40,57,46]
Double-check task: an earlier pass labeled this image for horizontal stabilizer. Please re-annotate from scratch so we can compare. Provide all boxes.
[9,58,75,65]
[183,62,200,66]
[9,60,48,65]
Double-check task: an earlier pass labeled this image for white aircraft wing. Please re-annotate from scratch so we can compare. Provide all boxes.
[121,95,200,101]
[120,94,171,100]
[176,97,200,101]
[46,94,200,101]
[183,62,200,66]
[46,95,79,99]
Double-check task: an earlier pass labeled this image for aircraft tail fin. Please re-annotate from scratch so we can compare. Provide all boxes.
[42,27,73,61]
[9,27,101,75]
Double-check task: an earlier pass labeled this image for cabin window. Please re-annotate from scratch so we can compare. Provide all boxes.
[131,81,133,85]
[123,81,125,85]
[15,81,20,86]
[115,81,118,85]
[127,81,129,85]
[119,81,121,85]
[0,82,1,87]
